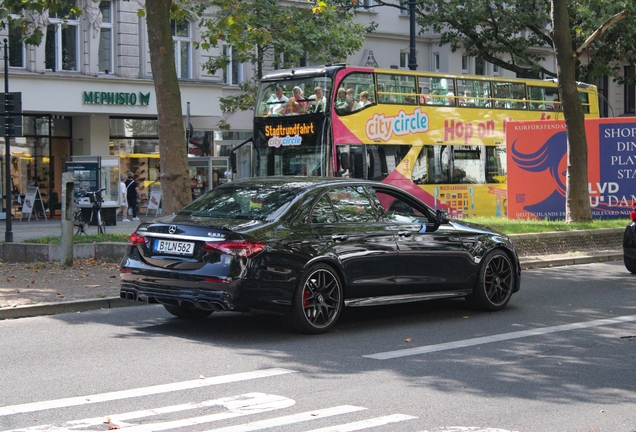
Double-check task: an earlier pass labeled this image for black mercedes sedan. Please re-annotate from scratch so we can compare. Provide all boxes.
[120,177,521,333]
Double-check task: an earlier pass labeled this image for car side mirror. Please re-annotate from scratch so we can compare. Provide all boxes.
[436,209,450,224]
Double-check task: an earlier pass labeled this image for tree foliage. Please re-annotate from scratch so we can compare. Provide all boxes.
[332,0,636,84]
[197,0,369,117]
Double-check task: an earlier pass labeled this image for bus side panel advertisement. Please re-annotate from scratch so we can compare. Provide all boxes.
[506,118,636,220]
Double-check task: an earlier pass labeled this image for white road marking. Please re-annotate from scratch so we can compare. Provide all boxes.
[303,413,418,431]
[365,314,636,360]
[0,368,295,417]
[202,406,367,431]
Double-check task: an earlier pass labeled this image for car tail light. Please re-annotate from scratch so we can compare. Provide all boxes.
[128,232,148,246]
[203,240,265,257]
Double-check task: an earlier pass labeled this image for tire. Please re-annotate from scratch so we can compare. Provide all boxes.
[163,304,213,320]
[282,263,343,334]
[74,213,87,236]
[465,249,515,311]
[624,255,636,274]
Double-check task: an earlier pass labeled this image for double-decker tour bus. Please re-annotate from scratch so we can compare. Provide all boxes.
[246,64,600,217]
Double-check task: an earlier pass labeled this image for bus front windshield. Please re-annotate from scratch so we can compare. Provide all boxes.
[255,77,333,118]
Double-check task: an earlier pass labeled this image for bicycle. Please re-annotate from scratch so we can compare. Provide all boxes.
[73,188,107,235]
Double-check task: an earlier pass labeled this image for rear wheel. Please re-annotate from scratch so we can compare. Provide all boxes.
[74,212,87,236]
[163,305,213,320]
[282,263,343,334]
[624,255,636,274]
[465,249,515,311]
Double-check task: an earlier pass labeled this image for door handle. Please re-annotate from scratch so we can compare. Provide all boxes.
[332,234,348,242]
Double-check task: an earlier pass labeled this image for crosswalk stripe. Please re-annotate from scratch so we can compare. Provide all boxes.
[0,368,296,417]
[202,405,367,432]
[303,413,418,431]
[4,393,296,431]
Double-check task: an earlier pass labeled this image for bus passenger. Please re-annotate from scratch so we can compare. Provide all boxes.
[356,91,372,109]
[335,88,355,112]
[308,87,326,113]
[460,90,475,107]
[267,86,288,116]
[446,91,456,106]
[284,86,308,115]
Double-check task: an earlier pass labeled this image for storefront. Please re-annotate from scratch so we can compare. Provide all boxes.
[1,72,243,219]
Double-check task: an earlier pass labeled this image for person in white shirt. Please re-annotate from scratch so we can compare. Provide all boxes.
[117,174,129,222]
[308,87,327,113]
[267,86,289,116]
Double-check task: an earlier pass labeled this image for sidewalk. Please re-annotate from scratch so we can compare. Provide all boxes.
[0,219,625,320]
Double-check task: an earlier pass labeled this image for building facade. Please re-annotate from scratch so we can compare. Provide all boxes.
[1,0,633,218]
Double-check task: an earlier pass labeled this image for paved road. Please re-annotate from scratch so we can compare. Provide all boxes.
[1,261,635,432]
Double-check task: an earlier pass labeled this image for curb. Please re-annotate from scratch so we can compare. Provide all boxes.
[0,297,142,320]
[0,252,625,321]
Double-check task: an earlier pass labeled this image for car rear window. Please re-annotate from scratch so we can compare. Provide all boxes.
[178,184,302,219]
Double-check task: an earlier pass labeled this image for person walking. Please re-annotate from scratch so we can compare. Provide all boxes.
[117,174,130,222]
[125,172,140,221]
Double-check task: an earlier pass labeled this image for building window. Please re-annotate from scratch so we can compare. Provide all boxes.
[400,52,408,69]
[8,19,25,68]
[223,46,243,85]
[45,2,80,71]
[475,58,485,76]
[492,63,500,75]
[433,54,440,72]
[625,66,635,114]
[172,19,191,79]
[399,0,409,15]
[98,1,113,73]
[356,0,374,9]
[461,55,469,73]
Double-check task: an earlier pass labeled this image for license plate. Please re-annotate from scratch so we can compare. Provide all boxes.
[153,240,194,256]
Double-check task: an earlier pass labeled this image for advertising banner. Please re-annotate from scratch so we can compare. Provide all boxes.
[506,117,636,220]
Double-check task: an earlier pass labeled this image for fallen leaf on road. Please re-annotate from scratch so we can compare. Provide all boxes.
[405,338,412,343]
[84,284,101,288]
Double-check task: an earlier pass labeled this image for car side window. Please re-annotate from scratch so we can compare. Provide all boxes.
[311,195,338,224]
[373,190,433,224]
[327,186,378,223]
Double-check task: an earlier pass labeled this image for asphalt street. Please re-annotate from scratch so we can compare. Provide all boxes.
[1,261,635,432]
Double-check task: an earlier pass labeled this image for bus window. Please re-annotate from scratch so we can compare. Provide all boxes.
[336,145,366,179]
[418,76,455,106]
[528,85,560,110]
[452,146,484,184]
[493,81,527,109]
[377,73,417,104]
[367,144,410,181]
[255,76,332,117]
[457,79,492,108]
[336,72,376,114]
[578,91,590,113]
[486,146,506,183]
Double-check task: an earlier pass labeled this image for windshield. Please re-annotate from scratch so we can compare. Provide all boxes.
[255,76,333,118]
[177,183,303,220]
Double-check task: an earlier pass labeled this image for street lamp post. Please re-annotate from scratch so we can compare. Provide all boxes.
[408,0,417,71]
[3,39,13,243]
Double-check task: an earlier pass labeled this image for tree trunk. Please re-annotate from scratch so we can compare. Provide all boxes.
[146,0,191,214]
[551,0,592,222]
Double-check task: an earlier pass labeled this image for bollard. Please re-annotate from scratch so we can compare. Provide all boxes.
[60,172,75,266]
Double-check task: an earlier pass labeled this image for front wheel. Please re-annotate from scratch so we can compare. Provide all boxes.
[163,305,213,320]
[624,254,636,274]
[465,249,515,311]
[74,212,87,236]
[282,263,343,334]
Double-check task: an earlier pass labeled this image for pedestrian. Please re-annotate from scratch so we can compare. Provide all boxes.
[117,174,129,222]
[125,172,140,221]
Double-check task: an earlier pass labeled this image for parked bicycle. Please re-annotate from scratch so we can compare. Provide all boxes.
[73,188,107,235]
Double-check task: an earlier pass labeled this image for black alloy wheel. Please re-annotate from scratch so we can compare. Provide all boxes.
[283,264,343,334]
[163,304,213,320]
[466,249,514,311]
